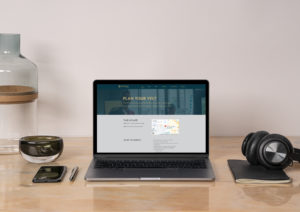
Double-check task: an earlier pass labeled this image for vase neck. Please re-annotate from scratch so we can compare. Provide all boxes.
[0,34,20,56]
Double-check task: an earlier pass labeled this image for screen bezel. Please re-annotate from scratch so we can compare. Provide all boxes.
[93,80,209,157]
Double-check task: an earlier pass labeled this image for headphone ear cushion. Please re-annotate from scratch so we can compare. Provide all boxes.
[257,134,293,169]
[242,132,254,156]
[245,131,269,165]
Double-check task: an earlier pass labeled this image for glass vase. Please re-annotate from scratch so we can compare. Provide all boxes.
[0,33,38,154]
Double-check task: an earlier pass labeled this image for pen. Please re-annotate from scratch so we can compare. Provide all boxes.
[69,166,79,181]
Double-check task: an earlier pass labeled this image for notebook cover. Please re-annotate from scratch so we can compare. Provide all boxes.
[228,159,291,183]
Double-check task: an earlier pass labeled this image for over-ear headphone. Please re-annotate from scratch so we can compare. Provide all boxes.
[242,131,300,169]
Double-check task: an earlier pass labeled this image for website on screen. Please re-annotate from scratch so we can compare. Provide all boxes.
[96,84,206,153]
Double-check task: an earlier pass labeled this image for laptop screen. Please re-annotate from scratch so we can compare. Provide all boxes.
[94,81,208,153]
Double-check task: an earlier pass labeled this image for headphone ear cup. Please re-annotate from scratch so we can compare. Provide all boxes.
[242,132,254,156]
[245,131,269,165]
[257,134,293,169]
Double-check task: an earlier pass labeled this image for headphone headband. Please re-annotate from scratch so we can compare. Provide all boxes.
[290,148,300,162]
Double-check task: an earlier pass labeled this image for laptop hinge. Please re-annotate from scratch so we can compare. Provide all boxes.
[94,154,209,159]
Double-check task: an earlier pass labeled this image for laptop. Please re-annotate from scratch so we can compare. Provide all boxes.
[85,80,215,181]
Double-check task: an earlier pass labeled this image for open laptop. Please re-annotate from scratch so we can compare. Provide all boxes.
[85,80,215,181]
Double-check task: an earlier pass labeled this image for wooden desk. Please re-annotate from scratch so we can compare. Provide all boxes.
[1,137,300,212]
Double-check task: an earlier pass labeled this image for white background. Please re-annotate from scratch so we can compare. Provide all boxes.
[98,115,206,152]
[1,0,300,136]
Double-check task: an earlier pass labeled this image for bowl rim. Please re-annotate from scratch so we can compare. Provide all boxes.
[20,135,63,143]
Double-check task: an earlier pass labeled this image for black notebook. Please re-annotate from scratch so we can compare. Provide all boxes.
[228,160,291,184]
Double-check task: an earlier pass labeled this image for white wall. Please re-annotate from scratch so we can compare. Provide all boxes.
[1,0,300,136]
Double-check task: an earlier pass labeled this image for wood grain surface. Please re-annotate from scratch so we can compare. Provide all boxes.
[0,137,300,212]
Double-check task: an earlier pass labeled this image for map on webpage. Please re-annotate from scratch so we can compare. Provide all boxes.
[152,119,180,135]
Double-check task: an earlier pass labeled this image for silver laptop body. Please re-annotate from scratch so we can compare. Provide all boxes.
[85,80,215,181]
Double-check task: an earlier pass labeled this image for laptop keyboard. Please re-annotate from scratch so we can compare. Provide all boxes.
[94,159,207,169]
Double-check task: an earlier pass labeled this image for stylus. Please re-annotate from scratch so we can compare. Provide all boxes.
[69,166,79,181]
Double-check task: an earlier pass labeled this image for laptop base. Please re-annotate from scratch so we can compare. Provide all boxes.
[85,158,215,181]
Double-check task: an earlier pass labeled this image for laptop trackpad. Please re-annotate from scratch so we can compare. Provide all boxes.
[123,168,180,178]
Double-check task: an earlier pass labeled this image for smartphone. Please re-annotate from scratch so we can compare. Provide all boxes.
[32,166,67,183]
